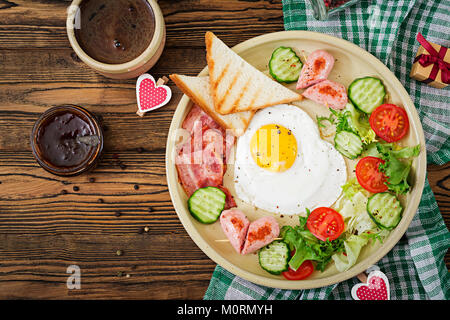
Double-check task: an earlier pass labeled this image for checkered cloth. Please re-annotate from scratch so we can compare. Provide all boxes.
[204,0,450,300]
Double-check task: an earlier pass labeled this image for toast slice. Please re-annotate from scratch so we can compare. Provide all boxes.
[170,74,254,136]
[205,31,303,115]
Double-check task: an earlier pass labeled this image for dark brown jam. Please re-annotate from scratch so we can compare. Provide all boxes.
[75,0,155,64]
[36,111,95,167]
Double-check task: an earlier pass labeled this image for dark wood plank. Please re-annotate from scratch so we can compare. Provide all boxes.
[0,83,183,151]
[0,151,173,234]
[0,150,217,299]
[0,47,205,84]
[0,234,215,299]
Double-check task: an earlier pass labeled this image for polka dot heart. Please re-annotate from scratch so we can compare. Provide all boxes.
[136,74,171,115]
[351,270,390,300]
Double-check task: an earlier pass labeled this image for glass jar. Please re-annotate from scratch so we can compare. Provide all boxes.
[308,0,361,20]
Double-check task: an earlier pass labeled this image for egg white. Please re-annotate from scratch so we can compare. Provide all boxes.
[234,104,347,215]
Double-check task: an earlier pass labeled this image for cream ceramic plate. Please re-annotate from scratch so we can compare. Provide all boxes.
[166,31,426,290]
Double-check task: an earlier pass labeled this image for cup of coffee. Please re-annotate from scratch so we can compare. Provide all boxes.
[66,0,165,79]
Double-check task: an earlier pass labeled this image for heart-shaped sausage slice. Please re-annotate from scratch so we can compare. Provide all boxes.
[302,79,348,110]
[220,209,250,254]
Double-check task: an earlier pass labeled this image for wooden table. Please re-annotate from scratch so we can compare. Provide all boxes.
[0,0,448,300]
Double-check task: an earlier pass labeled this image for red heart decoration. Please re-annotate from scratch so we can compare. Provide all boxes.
[356,276,388,300]
[352,270,390,300]
[136,74,171,113]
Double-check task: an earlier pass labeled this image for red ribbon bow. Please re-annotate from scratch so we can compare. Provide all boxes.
[414,33,450,84]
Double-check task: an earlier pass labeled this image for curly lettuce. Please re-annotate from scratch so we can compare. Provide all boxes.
[361,142,420,194]
[328,103,377,145]
[316,103,376,148]
[376,143,421,195]
[343,103,377,145]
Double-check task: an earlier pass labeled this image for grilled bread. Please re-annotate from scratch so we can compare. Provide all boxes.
[205,31,303,115]
[170,74,254,136]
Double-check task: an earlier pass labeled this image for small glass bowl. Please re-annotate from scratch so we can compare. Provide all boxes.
[30,105,104,176]
[308,0,361,20]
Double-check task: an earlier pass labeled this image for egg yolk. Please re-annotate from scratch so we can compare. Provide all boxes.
[250,124,297,172]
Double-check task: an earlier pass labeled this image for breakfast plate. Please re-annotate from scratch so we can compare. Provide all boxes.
[165,31,426,290]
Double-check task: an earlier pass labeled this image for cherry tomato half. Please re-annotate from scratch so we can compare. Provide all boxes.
[355,156,388,193]
[369,104,409,142]
[306,207,345,241]
[282,260,314,280]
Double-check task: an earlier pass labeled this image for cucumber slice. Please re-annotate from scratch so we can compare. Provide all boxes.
[334,131,363,159]
[187,187,226,224]
[348,77,386,114]
[258,241,290,275]
[269,46,303,83]
[367,192,403,230]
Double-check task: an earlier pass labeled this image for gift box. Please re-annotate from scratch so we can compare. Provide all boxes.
[410,33,450,89]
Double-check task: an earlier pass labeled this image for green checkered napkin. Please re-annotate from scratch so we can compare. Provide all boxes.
[204,0,450,300]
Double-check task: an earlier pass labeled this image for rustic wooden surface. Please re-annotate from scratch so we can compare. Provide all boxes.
[0,0,448,300]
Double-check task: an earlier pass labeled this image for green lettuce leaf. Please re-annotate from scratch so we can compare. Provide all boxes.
[316,103,376,145]
[337,191,377,234]
[344,103,376,145]
[281,215,345,272]
[361,142,380,157]
[331,234,369,272]
[330,108,354,133]
[341,178,367,200]
[376,143,420,195]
